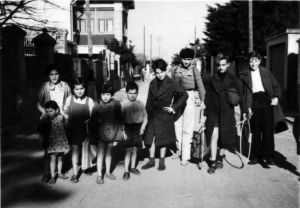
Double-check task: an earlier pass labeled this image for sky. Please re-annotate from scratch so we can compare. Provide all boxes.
[127,0,228,63]
[30,0,228,63]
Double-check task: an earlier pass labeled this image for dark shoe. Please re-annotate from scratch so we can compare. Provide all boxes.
[105,173,116,180]
[58,174,69,180]
[70,175,78,183]
[248,159,259,165]
[84,170,93,176]
[265,159,276,165]
[96,176,104,184]
[123,172,130,181]
[141,158,155,170]
[130,168,141,175]
[158,158,166,171]
[48,177,56,184]
[207,160,217,174]
[215,155,225,169]
[41,174,50,183]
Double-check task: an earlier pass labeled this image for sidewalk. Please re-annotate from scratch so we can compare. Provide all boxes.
[1,77,299,208]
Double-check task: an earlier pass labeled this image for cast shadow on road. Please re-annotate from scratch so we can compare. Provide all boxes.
[273,151,300,178]
[1,133,71,208]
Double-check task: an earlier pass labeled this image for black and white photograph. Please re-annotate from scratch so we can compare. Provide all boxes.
[0,0,299,207]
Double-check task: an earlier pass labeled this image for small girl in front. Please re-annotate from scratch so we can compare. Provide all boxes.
[89,83,123,184]
[38,100,70,184]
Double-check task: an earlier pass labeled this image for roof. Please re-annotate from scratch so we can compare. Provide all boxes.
[72,0,134,9]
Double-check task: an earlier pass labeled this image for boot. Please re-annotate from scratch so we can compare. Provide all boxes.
[215,155,225,169]
[207,160,217,174]
[158,158,166,171]
[141,158,155,169]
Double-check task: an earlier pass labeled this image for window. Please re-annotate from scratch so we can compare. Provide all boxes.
[97,19,113,33]
[79,19,95,33]
[79,19,86,33]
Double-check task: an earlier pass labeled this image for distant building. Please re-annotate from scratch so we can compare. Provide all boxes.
[70,0,134,56]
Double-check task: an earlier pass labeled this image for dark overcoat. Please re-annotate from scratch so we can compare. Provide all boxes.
[239,67,287,133]
[205,72,245,152]
[144,76,188,147]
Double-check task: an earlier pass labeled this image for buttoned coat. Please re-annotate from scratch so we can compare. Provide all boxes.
[205,72,245,152]
[144,76,188,147]
[239,67,287,133]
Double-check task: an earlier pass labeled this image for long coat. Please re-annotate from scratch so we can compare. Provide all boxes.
[205,72,245,152]
[239,67,287,133]
[144,76,188,147]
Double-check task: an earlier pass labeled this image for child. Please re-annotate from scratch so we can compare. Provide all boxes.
[89,83,123,184]
[37,65,71,183]
[38,101,70,184]
[64,78,94,183]
[121,81,148,181]
[205,54,245,174]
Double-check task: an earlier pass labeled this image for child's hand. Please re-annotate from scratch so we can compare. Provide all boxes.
[139,128,145,135]
[123,132,128,140]
[40,113,47,120]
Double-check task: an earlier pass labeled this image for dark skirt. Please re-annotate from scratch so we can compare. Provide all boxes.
[69,123,87,145]
[123,123,143,148]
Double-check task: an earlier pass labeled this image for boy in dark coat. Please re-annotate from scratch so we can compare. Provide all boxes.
[142,59,188,171]
[239,51,282,166]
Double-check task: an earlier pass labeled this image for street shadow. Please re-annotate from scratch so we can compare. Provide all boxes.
[1,133,71,208]
[273,151,300,178]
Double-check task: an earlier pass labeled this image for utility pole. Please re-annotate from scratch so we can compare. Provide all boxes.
[150,34,152,67]
[85,0,92,58]
[194,26,196,42]
[143,25,146,61]
[249,0,253,53]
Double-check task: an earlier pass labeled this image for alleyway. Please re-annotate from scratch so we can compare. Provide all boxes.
[1,78,299,208]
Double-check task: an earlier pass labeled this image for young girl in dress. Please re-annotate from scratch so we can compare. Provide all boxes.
[64,78,94,183]
[39,100,70,184]
[89,83,123,184]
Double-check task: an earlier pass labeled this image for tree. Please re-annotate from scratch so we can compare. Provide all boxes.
[105,38,139,67]
[0,0,65,30]
[204,1,299,57]
[171,53,181,66]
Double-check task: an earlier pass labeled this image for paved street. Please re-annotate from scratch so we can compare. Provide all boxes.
[2,77,299,208]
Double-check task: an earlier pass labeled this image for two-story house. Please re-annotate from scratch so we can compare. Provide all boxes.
[70,0,134,57]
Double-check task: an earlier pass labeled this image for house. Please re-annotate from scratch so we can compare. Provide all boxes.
[70,0,134,57]
[266,28,300,111]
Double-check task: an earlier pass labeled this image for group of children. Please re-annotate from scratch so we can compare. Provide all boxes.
[38,66,147,185]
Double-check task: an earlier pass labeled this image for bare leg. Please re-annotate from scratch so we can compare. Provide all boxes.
[149,138,156,158]
[71,145,79,176]
[57,155,63,175]
[124,148,132,172]
[130,147,138,169]
[96,142,105,177]
[160,147,166,158]
[141,138,156,169]
[105,143,113,175]
[210,127,219,161]
[50,154,56,178]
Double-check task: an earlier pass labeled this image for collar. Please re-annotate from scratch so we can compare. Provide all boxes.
[48,81,63,90]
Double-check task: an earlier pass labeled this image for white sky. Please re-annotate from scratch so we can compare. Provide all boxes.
[31,0,229,63]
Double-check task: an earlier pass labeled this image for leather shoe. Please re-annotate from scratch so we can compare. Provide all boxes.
[248,159,258,165]
[265,159,276,165]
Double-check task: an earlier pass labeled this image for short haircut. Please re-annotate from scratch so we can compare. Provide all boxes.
[100,83,114,96]
[44,100,59,110]
[153,58,167,72]
[72,77,86,89]
[217,53,230,63]
[46,64,60,75]
[179,48,194,59]
[126,81,139,93]
[248,51,261,60]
